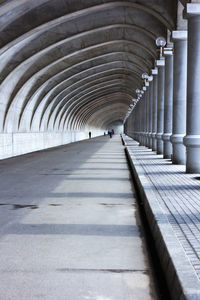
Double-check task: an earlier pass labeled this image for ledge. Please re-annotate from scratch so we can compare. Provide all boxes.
[122,134,200,300]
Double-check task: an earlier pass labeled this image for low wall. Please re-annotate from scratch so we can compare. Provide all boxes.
[0,130,103,159]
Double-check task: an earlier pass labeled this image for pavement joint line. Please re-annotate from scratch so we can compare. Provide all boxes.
[56,268,149,273]
[122,134,200,300]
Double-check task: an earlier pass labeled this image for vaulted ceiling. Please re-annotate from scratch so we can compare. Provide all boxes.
[0,0,178,132]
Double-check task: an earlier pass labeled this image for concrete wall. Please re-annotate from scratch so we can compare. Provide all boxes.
[0,130,104,160]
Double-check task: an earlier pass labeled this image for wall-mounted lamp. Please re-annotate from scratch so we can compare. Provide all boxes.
[136,89,141,94]
[156,36,166,58]
[142,73,148,80]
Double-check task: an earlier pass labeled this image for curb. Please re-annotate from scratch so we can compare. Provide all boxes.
[122,135,200,300]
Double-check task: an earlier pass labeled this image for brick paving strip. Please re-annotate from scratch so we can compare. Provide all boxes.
[123,135,200,300]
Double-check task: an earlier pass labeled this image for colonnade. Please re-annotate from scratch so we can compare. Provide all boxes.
[124,3,200,174]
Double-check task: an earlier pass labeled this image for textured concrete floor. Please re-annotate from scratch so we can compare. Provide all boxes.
[0,135,157,300]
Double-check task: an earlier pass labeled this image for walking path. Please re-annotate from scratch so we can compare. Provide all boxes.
[0,135,157,300]
[123,135,200,300]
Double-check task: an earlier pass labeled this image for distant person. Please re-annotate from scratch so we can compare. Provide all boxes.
[89,131,91,139]
[109,131,112,138]
[104,132,106,136]
[112,129,114,135]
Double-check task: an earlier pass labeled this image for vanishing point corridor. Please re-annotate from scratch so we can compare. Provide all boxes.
[0,135,158,299]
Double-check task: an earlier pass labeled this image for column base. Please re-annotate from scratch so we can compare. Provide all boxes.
[152,132,157,151]
[184,135,200,173]
[156,133,163,154]
[162,133,172,159]
[148,138,152,149]
[147,133,152,149]
[144,132,148,147]
[171,134,185,164]
[139,133,144,146]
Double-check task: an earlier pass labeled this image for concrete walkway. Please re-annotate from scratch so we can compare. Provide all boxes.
[0,135,157,300]
[123,135,200,300]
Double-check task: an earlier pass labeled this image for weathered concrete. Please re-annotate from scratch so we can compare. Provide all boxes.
[152,68,158,151]
[184,3,200,173]
[170,30,187,165]
[123,134,200,300]
[0,1,179,159]
[156,59,165,154]
[0,135,158,300]
[163,48,173,159]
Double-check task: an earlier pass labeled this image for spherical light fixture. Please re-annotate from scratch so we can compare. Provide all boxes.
[136,89,140,94]
[156,36,166,58]
[142,73,148,79]
[156,36,166,47]
[148,75,153,82]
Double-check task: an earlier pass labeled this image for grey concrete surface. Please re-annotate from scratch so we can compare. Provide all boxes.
[184,4,200,173]
[123,134,200,300]
[170,31,187,165]
[0,1,179,160]
[0,135,157,300]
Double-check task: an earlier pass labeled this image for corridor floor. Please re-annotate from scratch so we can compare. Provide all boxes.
[0,135,157,300]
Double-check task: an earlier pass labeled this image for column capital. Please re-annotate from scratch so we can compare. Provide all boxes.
[163,47,173,56]
[151,68,158,75]
[184,3,200,18]
[156,59,165,67]
[172,30,187,41]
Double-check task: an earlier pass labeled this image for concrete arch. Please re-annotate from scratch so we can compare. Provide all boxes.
[35,68,139,131]
[76,100,130,130]
[85,102,129,129]
[24,51,145,130]
[73,95,131,130]
[2,32,156,131]
[0,0,179,159]
[13,57,143,132]
[49,75,137,129]
[0,1,174,49]
[58,82,136,131]
[45,64,140,130]
[67,86,134,130]
[0,3,166,132]
[25,47,148,129]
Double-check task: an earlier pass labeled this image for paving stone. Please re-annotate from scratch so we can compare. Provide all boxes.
[123,135,200,300]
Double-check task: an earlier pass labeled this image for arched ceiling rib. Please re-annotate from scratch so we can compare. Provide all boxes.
[34,69,139,131]
[50,77,137,129]
[77,101,130,130]
[0,0,178,133]
[23,52,144,129]
[67,86,135,131]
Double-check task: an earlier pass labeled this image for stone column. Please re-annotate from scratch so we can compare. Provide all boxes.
[134,103,138,141]
[140,88,146,146]
[184,4,200,173]
[148,80,153,149]
[145,84,149,147]
[143,87,147,146]
[152,68,158,151]
[162,48,173,159]
[170,31,187,164]
[138,100,141,144]
[139,94,145,146]
[156,59,165,154]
